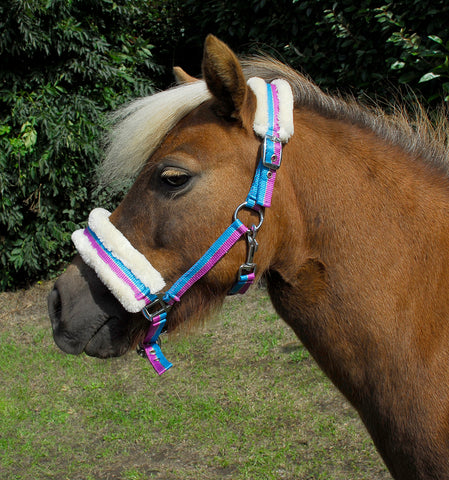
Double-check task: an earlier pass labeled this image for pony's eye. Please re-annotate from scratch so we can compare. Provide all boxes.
[160,168,191,188]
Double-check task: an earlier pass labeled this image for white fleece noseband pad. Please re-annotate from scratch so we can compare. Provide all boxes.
[72,208,165,313]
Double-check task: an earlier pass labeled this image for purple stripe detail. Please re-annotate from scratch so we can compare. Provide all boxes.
[172,223,248,300]
[237,283,252,295]
[84,229,145,301]
[272,83,280,134]
[83,228,154,306]
[143,314,163,343]
[135,290,151,303]
[263,170,277,207]
[274,138,282,166]
[263,141,281,207]
[234,272,256,294]
[143,345,171,375]
[263,83,282,207]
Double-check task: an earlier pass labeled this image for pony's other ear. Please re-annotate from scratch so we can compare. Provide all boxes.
[202,35,247,120]
[173,66,198,84]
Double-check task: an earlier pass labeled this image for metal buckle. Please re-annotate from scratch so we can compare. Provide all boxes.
[136,335,162,357]
[262,135,282,170]
[136,345,146,357]
[237,262,257,277]
[236,227,259,277]
[245,229,258,264]
[142,293,172,322]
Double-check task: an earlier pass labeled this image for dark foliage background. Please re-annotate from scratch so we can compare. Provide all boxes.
[1,0,448,289]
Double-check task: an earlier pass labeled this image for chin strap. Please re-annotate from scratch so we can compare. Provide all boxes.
[136,310,172,375]
[138,79,293,375]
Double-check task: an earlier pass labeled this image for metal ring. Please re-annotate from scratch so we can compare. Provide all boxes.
[233,202,264,232]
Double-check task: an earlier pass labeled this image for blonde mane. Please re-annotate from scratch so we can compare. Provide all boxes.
[100,56,449,187]
[100,81,211,186]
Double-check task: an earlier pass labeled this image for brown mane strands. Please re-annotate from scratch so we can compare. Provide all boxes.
[102,54,449,191]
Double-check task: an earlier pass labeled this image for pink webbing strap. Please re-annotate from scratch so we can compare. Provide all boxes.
[138,312,172,375]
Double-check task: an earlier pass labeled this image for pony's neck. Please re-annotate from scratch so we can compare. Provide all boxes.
[266,108,449,479]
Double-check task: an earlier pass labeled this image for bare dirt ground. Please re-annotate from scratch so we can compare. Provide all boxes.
[0,280,52,337]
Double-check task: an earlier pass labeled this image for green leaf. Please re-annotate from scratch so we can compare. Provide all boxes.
[428,35,443,45]
[419,72,441,83]
[21,122,37,151]
[390,61,405,70]
[0,125,11,136]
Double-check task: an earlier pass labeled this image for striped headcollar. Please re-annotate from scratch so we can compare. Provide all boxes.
[72,78,294,375]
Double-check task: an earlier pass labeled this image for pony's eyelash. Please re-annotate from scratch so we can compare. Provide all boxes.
[158,167,193,197]
[160,168,189,179]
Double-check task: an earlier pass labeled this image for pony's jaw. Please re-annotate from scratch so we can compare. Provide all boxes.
[48,255,145,358]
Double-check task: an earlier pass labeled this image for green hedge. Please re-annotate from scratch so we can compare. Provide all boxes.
[177,0,449,102]
[0,0,162,289]
[1,0,448,290]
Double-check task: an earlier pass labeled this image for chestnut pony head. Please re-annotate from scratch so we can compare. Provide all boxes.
[48,36,296,358]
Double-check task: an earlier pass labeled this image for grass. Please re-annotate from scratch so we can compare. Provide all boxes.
[0,281,390,479]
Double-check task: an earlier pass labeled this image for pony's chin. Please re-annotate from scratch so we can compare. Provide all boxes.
[83,316,133,358]
[51,314,133,359]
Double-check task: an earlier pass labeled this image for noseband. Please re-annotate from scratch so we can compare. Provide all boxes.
[72,78,294,374]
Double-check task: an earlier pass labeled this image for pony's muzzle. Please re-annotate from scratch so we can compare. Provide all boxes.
[48,286,62,331]
[48,284,85,355]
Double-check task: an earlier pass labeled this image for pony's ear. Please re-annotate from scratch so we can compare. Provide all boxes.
[202,35,248,120]
[173,66,198,84]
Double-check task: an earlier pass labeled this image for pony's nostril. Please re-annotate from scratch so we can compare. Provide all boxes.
[48,287,62,327]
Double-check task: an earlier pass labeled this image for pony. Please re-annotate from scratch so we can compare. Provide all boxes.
[48,35,449,479]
